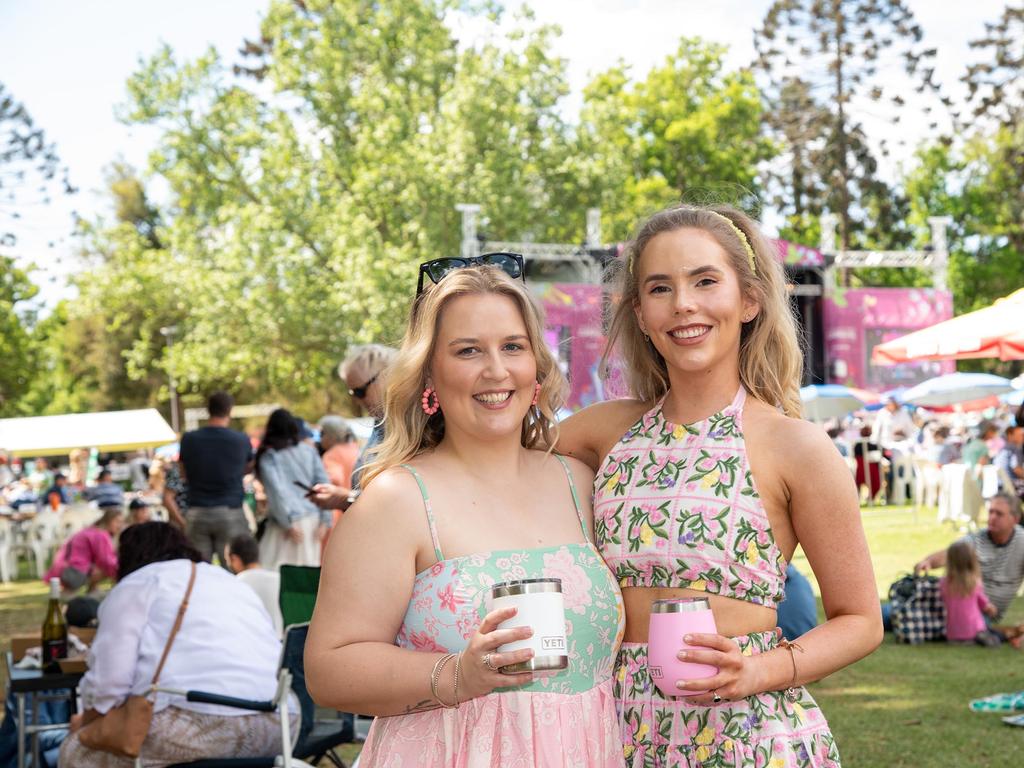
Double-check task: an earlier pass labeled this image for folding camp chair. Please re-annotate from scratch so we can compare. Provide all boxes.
[160,623,353,768]
[277,567,355,767]
[278,565,321,627]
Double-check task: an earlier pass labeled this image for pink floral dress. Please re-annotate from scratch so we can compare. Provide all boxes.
[358,456,626,767]
[594,388,840,767]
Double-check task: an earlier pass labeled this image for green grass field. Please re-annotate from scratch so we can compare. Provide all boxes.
[2,505,1021,766]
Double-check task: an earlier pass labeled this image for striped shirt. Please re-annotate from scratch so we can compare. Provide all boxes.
[964,528,1024,620]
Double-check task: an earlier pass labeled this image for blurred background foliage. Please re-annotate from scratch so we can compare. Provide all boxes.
[1,0,1021,419]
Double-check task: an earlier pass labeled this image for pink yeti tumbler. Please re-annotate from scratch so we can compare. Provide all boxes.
[647,598,719,697]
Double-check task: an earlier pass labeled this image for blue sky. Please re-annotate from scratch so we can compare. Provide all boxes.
[0,0,1009,308]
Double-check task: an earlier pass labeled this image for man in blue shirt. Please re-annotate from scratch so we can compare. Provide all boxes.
[179,391,254,565]
[994,425,1024,498]
[85,470,124,509]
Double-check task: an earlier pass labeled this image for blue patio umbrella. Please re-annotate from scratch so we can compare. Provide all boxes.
[799,384,867,421]
[901,372,1014,408]
[1001,388,1024,408]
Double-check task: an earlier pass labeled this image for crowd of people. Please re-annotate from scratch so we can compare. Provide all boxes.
[2,201,1021,766]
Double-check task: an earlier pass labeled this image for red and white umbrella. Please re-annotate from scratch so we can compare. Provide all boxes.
[872,288,1024,364]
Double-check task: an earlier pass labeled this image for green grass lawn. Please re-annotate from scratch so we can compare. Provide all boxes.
[2,505,1021,766]
[802,505,1024,767]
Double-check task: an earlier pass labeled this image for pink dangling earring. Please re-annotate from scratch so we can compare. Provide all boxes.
[532,381,541,406]
[421,387,440,415]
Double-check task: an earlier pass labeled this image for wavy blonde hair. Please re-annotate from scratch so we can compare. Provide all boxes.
[360,267,567,487]
[602,204,804,418]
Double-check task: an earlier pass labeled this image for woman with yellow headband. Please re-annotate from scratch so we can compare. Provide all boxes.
[558,204,881,766]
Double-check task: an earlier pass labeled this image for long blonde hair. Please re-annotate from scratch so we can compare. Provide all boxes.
[360,267,567,487]
[601,204,804,418]
[945,540,981,598]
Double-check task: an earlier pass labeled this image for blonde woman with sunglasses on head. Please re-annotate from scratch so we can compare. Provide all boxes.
[306,257,625,767]
[557,206,881,767]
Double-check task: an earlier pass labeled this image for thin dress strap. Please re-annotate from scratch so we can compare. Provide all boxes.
[399,464,444,562]
[554,454,590,543]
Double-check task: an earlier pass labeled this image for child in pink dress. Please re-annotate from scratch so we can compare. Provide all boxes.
[939,540,998,645]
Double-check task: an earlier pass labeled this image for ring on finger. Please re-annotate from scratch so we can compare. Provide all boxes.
[711,692,723,704]
[482,652,499,672]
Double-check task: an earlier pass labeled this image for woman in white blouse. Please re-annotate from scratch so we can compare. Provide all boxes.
[59,522,294,767]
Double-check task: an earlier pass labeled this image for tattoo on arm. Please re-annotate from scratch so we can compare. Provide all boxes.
[401,699,441,715]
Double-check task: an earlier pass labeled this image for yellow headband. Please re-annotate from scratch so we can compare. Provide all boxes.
[628,210,758,277]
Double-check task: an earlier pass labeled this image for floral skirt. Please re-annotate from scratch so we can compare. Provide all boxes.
[614,631,840,768]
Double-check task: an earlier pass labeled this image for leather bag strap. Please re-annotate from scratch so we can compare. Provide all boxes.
[150,561,197,686]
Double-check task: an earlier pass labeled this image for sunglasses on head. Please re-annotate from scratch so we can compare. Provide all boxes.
[416,252,525,295]
[348,371,380,400]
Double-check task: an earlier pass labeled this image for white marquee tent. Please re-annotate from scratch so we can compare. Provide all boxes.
[0,409,177,458]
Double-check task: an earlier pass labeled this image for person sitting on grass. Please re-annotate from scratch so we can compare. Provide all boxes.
[43,508,123,596]
[940,540,1000,646]
[916,494,1024,636]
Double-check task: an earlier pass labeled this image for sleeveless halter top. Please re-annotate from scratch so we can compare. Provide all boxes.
[592,387,786,607]
[394,455,624,694]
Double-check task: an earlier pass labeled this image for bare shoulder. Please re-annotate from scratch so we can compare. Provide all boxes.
[551,452,597,490]
[745,400,833,459]
[555,398,651,470]
[345,465,425,535]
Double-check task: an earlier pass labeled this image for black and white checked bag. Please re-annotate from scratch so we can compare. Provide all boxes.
[889,574,946,644]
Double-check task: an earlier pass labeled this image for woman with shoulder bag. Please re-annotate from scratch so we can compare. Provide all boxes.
[59,522,294,767]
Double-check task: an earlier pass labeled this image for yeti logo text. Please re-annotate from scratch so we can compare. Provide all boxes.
[650,666,663,679]
[541,636,566,651]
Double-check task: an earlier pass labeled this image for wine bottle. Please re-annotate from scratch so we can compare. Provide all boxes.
[41,577,68,666]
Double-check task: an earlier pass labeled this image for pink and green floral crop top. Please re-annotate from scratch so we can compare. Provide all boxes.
[592,387,787,608]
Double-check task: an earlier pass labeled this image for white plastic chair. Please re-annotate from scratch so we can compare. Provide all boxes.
[937,463,983,529]
[13,511,63,578]
[0,518,15,582]
[913,457,942,510]
[889,454,915,506]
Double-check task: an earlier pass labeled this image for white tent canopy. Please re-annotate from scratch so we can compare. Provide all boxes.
[0,409,177,458]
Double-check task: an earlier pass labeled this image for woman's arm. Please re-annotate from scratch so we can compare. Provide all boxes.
[305,469,534,716]
[556,399,648,471]
[680,420,883,701]
[80,578,151,713]
[309,445,332,528]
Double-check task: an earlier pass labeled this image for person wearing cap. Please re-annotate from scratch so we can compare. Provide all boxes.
[128,498,154,526]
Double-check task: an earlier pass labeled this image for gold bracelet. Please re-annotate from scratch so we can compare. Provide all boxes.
[778,639,804,702]
[451,652,462,708]
[430,653,457,705]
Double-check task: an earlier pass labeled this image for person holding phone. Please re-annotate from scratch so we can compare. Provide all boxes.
[255,408,331,569]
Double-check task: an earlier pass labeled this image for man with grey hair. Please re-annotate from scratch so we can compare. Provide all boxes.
[915,493,1024,623]
[311,344,397,510]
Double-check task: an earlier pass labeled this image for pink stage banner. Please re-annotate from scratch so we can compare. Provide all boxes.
[532,283,609,410]
[824,287,954,391]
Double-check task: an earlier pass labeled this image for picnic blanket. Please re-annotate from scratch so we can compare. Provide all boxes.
[970,691,1024,712]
